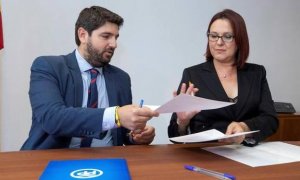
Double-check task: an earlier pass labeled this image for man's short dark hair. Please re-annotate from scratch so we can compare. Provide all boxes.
[75,6,124,46]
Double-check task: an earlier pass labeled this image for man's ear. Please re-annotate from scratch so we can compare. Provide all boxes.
[78,27,89,45]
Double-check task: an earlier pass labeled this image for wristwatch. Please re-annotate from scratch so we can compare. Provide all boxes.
[242,137,257,147]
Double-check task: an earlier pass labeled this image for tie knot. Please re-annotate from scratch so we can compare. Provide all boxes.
[90,68,99,79]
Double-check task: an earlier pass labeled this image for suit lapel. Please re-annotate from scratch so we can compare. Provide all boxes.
[66,51,83,107]
[235,65,254,117]
[103,65,120,146]
[103,65,118,107]
[200,61,229,102]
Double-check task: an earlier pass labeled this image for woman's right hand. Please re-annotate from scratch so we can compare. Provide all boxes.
[175,83,200,129]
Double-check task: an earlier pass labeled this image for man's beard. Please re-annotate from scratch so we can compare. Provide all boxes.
[86,41,114,67]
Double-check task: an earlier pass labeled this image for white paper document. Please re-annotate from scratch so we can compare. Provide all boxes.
[203,142,300,167]
[145,94,234,113]
[169,129,259,143]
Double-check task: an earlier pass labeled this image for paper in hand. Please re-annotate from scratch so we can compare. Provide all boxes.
[145,94,234,114]
[169,129,259,143]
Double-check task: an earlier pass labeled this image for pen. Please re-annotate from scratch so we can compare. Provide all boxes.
[184,165,235,180]
[131,99,144,135]
[139,99,144,108]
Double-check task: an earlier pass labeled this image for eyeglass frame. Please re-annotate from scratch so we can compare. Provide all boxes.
[207,32,235,43]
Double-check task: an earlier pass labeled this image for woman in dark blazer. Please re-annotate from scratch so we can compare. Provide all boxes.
[168,9,278,146]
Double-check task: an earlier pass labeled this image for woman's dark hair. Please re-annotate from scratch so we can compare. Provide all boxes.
[205,9,249,69]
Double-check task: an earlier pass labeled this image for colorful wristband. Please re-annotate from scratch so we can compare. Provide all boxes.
[115,106,121,127]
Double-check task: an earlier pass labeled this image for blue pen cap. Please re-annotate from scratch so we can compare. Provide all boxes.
[184,165,194,171]
[224,173,236,180]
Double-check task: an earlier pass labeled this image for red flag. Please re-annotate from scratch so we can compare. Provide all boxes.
[0,3,3,49]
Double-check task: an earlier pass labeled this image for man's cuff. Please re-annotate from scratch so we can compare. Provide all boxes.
[103,106,118,131]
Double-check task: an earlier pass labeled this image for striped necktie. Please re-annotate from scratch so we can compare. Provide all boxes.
[87,68,99,108]
[81,68,107,147]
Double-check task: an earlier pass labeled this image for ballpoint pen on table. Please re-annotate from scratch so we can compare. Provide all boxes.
[184,165,235,180]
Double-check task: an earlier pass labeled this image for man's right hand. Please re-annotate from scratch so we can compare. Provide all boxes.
[117,105,159,131]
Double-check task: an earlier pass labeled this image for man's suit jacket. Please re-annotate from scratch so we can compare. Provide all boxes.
[21,51,132,150]
[168,61,279,143]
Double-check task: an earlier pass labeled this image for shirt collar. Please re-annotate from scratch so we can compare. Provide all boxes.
[75,49,103,74]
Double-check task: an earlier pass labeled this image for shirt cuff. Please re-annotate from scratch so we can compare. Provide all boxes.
[103,106,118,131]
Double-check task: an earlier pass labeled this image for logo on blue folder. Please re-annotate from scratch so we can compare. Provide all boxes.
[40,158,131,180]
[70,168,103,178]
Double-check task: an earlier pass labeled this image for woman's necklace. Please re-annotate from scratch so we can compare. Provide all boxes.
[214,61,236,79]
[218,69,236,79]
[219,72,231,79]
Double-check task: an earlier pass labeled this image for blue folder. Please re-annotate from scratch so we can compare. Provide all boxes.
[39,158,131,180]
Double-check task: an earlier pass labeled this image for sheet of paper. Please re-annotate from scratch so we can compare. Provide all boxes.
[169,129,259,143]
[203,142,300,167]
[145,94,234,113]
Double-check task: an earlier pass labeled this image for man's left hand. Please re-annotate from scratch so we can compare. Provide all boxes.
[131,125,155,145]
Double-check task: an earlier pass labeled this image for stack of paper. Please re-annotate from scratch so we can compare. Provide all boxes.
[169,129,259,143]
[203,142,300,167]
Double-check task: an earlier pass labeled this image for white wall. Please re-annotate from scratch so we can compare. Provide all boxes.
[1,0,300,151]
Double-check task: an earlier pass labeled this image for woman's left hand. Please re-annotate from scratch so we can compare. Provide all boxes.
[219,122,250,144]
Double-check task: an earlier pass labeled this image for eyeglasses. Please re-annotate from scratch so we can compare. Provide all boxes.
[207,33,235,43]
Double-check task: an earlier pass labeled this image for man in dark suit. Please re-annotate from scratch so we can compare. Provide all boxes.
[21,6,158,150]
